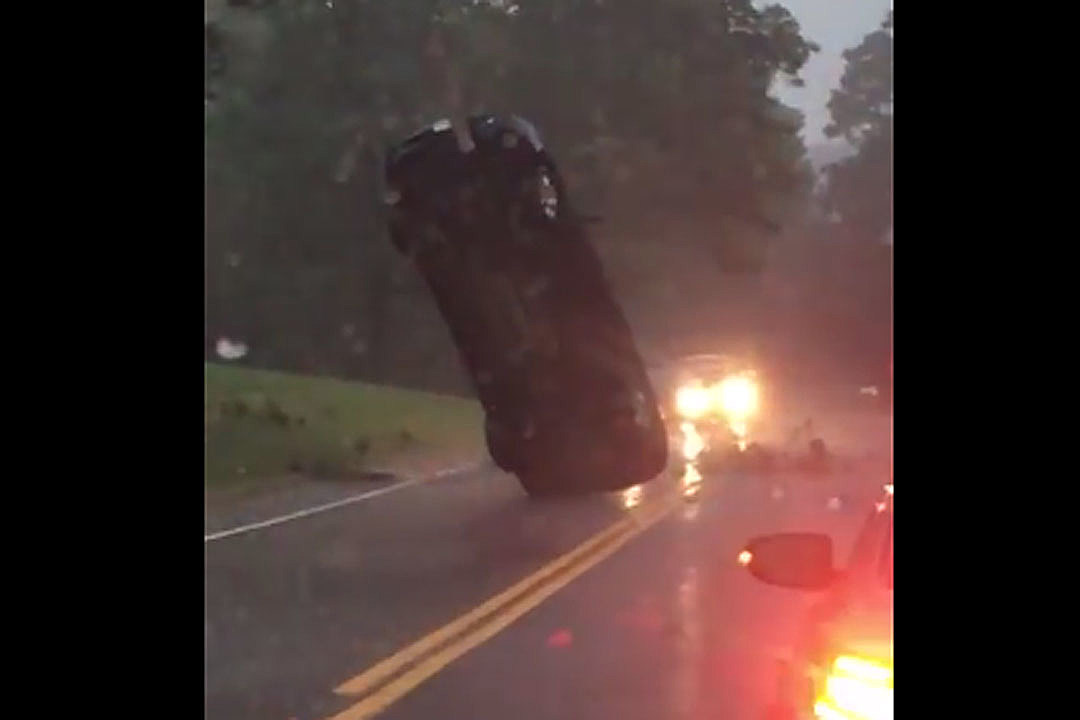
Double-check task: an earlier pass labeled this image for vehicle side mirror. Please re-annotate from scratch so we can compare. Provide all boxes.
[742,533,836,590]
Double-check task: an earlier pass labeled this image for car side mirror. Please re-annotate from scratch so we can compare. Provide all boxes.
[742,532,836,590]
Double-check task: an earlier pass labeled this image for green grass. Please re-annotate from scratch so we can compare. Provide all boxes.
[205,363,483,491]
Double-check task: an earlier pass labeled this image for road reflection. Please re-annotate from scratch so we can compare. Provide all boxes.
[673,564,702,718]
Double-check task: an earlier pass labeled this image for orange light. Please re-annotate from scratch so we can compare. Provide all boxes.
[714,374,758,420]
[875,501,886,513]
[815,655,893,720]
[729,418,748,439]
[682,463,702,487]
[884,483,894,495]
[681,422,706,462]
[833,656,892,682]
[682,463,703,498]
[813,702,848,720]
[622,484,643,510]
[676,383,712,419]
[737,550,752,566]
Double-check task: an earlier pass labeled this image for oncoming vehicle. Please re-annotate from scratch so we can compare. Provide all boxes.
[384,114,668,496]
[662,354,763,467]
[740,485,894,720]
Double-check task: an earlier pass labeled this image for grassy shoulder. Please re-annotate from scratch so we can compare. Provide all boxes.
[205,363,484,494]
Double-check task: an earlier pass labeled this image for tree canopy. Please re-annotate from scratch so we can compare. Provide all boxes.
[822,10,892,244]
[205,0,823,387]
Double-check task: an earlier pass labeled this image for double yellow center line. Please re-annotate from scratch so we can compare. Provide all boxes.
[325,493,677,720]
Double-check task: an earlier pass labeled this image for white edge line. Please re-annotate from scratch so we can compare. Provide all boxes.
[204,462,483,543]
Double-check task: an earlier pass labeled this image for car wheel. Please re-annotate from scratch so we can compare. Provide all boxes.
[513,452,593,496]
[515,471,566,497]
[484,416,520,473]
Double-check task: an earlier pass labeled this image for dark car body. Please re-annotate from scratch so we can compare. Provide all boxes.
[384,114,667,495]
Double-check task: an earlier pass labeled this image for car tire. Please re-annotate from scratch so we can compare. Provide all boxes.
[515,471,565,497]
[484,416,520,473]
[514,453,592,496]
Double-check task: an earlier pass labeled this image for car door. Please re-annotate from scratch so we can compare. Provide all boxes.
[793,504,893,707]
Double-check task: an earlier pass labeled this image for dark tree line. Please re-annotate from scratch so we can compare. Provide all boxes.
[204,0,888,391]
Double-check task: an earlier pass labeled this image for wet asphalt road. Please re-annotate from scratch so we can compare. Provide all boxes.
[205,464,883,720]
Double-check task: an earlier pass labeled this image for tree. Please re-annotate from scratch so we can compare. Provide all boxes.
[822,10,893,244]
[205,0,448,378]
[204,0,821,384]
[493,1,817,231]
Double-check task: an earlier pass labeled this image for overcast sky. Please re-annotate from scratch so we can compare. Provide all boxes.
[769,0,892,145]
